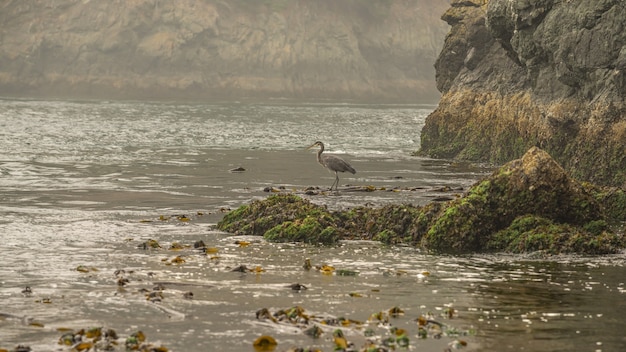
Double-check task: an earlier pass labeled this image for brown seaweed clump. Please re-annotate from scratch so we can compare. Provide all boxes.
[218,147,625,254]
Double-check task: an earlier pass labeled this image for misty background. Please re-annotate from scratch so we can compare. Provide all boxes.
[0,0,451,103]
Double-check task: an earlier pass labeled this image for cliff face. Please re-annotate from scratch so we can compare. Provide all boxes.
[0,0,449,102]
[420,0,626,187]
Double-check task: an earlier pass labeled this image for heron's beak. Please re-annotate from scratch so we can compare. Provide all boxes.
[306,143,316,150]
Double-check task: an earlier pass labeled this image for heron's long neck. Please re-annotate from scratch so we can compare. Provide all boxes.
[316,149,323,164]
[316,145,324,163]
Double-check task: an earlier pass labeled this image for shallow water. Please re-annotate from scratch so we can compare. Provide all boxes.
[0,99,624,351]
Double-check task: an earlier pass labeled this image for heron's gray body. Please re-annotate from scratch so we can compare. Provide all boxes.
[307,141,356,192]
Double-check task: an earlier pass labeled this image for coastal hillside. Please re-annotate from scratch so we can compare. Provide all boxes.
[0,0,449,102]
[420,0,626,186]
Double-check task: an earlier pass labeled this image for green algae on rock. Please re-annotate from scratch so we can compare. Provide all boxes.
[583,183,626,223]
[421,147,608,252]
[218,148,625,254]
[217,194,341,244]
[486,215,623,254]
[264,215,341,244]
[337,202,444,245]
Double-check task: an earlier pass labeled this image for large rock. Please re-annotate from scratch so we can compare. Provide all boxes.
[419,0,626,187]
[0,0,448,102]
[422,147,611,253]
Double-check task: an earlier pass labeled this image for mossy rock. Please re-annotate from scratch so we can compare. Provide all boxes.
[422,180,495,252]
[422,147,607,253]
[368,204,425,243]
[334,202,444,244]
[372,229,398,244]
[487,215,624,254]
[217,194,328,236]
[218,194,341,244]
[583,183,626,222]
[487,147,602,224]
[264,216,340,244]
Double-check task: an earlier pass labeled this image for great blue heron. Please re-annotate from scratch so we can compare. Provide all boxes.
[306,141,356,192]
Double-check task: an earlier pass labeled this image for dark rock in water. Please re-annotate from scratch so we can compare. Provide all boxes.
[193,240,206,249]
[304,325,324,338]
[255,308,273,321]
[420,0,626,187]
[13,346,32,352]
[231,265,249,273]
[21,286,32,297]
[289,283,308,291]
[229,167,246,173]
[217,147,625,254]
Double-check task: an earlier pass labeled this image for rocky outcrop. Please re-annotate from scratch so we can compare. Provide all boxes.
[422,147,614,253]
[419,0,626,187]
[218,147,626,254]
[0,0,448,102]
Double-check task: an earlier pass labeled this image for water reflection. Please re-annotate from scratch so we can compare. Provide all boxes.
[465,260,626,352]
[1,221,625,351]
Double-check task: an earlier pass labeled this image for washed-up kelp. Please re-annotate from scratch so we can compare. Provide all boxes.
[218,147,625,254]
[252,305,472,351]
[55,327,168,352]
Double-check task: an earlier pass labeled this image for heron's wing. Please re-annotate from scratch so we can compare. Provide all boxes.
[321,155,356,174]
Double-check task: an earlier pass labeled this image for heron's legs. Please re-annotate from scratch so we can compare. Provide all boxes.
[329,172,340,193]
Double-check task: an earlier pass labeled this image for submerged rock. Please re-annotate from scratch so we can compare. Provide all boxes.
[218,148,625,254]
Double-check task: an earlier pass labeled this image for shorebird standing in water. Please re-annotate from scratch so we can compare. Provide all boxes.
[306,141,356,193]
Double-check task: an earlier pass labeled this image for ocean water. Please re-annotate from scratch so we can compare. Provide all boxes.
[0,98,624,352]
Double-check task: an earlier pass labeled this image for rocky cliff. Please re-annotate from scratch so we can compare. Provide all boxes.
[0,0,449,102]
[419,0,626,187]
